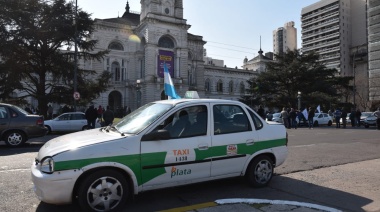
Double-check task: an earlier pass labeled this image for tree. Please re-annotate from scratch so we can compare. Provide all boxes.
[241,50,353,111]
[0,0,111,117]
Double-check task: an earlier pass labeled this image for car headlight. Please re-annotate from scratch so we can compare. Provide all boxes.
[40,157,55,174]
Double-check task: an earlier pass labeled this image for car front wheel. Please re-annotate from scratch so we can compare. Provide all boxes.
[246,155,274,187]
[77,169,129,212]
[4,131,26,147]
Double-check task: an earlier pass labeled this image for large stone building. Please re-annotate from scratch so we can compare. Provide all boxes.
[368,0,380,102]
[83,1,256,112]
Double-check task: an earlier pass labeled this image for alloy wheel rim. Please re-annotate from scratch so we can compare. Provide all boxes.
[87,176,123,211]
[254,160,272,184]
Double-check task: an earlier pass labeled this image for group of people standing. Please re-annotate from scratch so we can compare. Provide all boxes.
[85,105,115,129]
[280,107,312,129]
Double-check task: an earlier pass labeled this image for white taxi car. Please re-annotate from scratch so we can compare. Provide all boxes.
[31,98,288,211]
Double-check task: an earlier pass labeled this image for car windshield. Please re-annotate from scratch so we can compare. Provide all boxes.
[273,113,281,117]
[362,112,372,117]
[114,102,173,134]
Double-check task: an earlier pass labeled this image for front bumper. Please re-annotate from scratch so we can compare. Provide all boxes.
[31,162,82,205]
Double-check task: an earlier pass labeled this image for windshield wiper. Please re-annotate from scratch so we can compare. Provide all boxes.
[110,126,125,136]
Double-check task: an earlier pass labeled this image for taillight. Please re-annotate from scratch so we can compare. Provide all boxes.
[36,118,44,125]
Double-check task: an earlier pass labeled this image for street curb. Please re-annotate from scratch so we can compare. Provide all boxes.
[216,198,342,212]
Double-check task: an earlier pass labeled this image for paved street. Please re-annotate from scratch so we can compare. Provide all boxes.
[0,126,379,211]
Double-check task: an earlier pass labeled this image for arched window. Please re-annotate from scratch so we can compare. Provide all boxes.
[205,79,210,93]
[112,62,121,81]
[240,82,245,94]
[108,42,124,51]
[217,80,223,93]
[158,36,174,49]
[229,80,234,93]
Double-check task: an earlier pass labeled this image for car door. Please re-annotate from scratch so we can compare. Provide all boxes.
[140,104,212,189]
[0,106,10,134]
[70,113,87,131]
[210,103,259,177]
[54,114,71,131]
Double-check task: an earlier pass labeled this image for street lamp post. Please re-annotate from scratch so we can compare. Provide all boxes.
[73,0,78,112]
[297,91,301,111]
[352,50,356,110]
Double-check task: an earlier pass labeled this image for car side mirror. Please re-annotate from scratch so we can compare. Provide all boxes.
[141,130,170,141]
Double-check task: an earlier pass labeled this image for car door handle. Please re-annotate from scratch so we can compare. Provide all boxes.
[246,139,255,146]
[198,144,209,150]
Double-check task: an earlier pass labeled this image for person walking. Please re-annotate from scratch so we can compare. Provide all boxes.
[281,107,290,129]
[349,110,356,127]
[103,106,115,126]
[334,108,342,128]
[341,109,347,128]
[355,109,362,127]
[374,107,380,130]
[289,108,297,129]
[257,105,265,120]
[85,105,98,129]
[47,104,53,119]
[307,107,315,129]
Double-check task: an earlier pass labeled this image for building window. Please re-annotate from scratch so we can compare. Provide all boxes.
[229,81,234,93]
[158,36,175,49]
[112,62,121,82]
[217,80,223,93]
[205,79,210,93]
[108,42,124,51]
[240,82,245,94]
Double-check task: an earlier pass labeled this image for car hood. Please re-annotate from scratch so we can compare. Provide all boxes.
[38,128,124,159]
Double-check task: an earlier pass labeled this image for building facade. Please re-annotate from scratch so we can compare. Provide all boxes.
[83,1,256,112]
[301,0,369,109]
[368,0,380,102]
[273,21,297,56]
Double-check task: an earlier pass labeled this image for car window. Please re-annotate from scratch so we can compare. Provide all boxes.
[0,107,8,119]
[324,114,328,117]
[58,114,70,120]
[72,114,85,120]
[9,108,18,118]
[247,108,263,130]
[214,104,251,135]
[158,105,208,138]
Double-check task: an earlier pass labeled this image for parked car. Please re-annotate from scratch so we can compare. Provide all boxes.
[0,103,47,147]
[364,113,377,128]
[32,97,288,212]
[44,112,101,133]
[313,113,333,126]
[360,112,373,125]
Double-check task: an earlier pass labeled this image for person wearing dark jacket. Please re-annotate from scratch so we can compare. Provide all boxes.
[355,109,362,127]
[85,105,98,129]
[341,109,347,128]
[103,106,115,126]
[307,107,315,129]
[289,108,298,129]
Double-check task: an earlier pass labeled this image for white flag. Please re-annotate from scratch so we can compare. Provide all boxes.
[316,105,321,113]
[302,109,308,120]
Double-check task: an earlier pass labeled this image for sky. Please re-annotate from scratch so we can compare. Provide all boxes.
[76,0,319,68]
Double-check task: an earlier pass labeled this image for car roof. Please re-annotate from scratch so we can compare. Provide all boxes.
[153,98,244,106]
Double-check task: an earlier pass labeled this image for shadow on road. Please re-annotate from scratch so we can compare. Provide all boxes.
[34,175,371,212]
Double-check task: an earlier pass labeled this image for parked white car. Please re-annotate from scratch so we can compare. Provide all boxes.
[312,113,333,126]
[44,112,101,133]
[32,98,288,211]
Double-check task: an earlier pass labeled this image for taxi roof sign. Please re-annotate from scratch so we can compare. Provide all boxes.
[184,91,200,99]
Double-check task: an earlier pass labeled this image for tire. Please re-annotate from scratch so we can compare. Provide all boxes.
[246,155,274,187]
[45,125,52,134]
[4,131,26,147]
[314,121,319,127]
[327,121,332,126]
[365,124,369,128]
[82,125,89,130]
[77,169,129,212]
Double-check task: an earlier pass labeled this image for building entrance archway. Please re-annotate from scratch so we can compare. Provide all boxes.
[108,91,123,118]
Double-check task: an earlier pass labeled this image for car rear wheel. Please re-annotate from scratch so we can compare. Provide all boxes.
[77,169,129,212]
[246,155,273,187]
[4,131,26,147]
[45,125,52,134]
[82,125,89,130]
[328,121,332,126]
